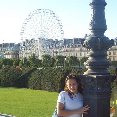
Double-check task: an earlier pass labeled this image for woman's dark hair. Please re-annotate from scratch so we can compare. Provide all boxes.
[64,73,83,99]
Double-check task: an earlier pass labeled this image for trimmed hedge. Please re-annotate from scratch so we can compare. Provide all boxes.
[0,66,36,88]
[0,66,22,87]
[15,67,36,88]
[28,67,81,92]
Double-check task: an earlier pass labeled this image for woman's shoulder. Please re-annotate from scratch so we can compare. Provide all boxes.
[59,91,67,94]
[59,91,68,96]
[57,91,68,103]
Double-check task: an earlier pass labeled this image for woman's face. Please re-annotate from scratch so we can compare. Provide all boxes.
[66,79,78,94]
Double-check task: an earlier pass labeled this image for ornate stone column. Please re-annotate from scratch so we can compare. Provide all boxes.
[81,0,115,117]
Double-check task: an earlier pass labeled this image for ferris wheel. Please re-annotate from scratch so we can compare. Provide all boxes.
[20,9,64,59]
[20,9,64,41]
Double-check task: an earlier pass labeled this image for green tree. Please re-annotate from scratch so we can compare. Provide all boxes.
[111,61,117,67]
[29,54,41,68]
[66,56,79,67]
[0,66,22,87]
[51,57,56,67]
[0,59,3,69]
[42,54,53,67]
[19,57,30,67]
[55,55,65,67]
[13,58,20,67]
[80,57,88,66]
[2,58,13,66]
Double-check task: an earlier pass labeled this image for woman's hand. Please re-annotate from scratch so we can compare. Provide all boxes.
[57,102,90,116]
[77,105,90,114]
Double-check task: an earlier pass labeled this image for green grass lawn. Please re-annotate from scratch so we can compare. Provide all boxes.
[0,87,58,117]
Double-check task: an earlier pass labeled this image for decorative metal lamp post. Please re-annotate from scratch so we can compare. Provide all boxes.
[81,0,115,117]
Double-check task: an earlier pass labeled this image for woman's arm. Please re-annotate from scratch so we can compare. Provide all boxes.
[57,102,90,117]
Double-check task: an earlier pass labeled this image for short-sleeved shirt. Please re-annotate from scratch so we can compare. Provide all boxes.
[57,91,83,117]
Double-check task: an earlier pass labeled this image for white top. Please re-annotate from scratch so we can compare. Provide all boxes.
[57,91,83,117]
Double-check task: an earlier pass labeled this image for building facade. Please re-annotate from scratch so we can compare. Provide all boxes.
[0,43,20,59]
[0,38,117,61]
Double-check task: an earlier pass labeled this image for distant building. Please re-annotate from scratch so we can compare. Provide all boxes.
[1,37,117,62]
[52,45,89,60]
[108,45,117,61]
[4,50,19,59]
[0,43,20,59]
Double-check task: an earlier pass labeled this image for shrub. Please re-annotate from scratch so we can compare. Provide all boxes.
[0,66,22,87]
[28,67,80,92]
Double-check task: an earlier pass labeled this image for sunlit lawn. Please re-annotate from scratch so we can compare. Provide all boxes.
[0,87,58,117]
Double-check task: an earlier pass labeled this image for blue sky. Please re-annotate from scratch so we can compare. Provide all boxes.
[0,0,116,43]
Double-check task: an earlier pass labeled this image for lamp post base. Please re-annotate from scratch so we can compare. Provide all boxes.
[80,75,115,117]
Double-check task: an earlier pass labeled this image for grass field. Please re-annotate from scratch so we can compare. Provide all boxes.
[0,87,58,117]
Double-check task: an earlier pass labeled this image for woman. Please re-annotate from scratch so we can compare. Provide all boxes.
[57,74,89,117]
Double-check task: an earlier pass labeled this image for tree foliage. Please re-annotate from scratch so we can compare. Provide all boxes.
[55,55,65,67]
[0,66,22,87]
[0,54,116,93]
[29,54,41,68]
[66,56,79,67]
[42,54,53,67]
